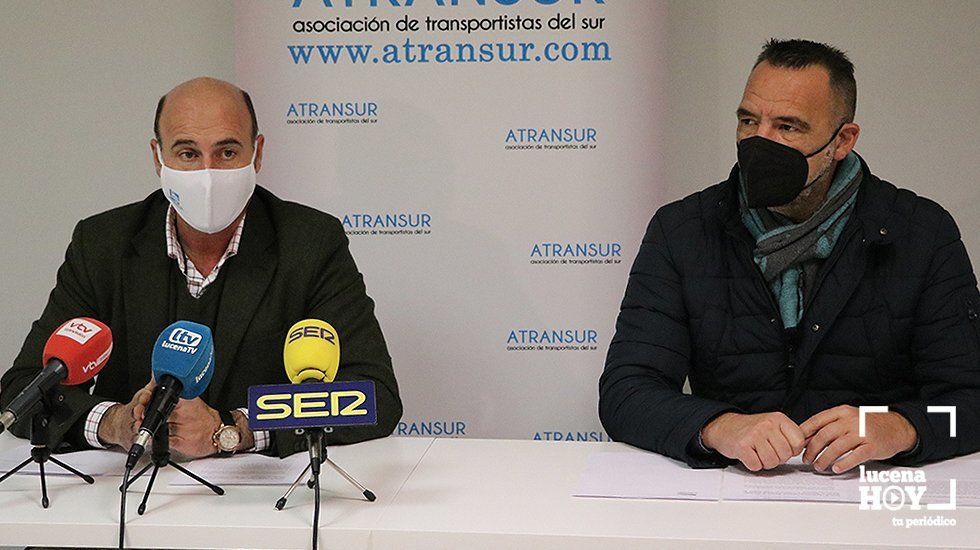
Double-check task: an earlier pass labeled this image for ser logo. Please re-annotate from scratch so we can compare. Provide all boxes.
[248,380,377,430]
[287,325,336,345]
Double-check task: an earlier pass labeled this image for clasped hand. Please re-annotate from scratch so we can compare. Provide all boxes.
[98,379,222,459]
[701,405,917,473]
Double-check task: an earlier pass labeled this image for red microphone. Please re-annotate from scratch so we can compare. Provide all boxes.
[0,318,112,434]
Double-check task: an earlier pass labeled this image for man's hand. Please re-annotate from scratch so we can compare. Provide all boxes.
[801,405,917,474]
[97,380,155,448]
[701,411,806,471]
[167,397,222,459]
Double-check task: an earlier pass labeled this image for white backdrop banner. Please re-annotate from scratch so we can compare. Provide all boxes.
[235,0,667,442]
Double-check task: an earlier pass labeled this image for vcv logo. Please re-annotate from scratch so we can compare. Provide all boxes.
[248,380,377,430]
[57,318,102,344]
[858,406,958,528]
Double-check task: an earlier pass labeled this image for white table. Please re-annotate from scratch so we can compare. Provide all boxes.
[377,438,980,549]
[0,436,433,549]
[0,436,977,549]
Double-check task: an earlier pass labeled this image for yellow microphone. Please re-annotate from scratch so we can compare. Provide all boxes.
[283,319,339,383]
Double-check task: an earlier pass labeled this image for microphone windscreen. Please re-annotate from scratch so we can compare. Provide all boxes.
[42,317,113,385]
[283,319,340,384]
[151,321,214,399]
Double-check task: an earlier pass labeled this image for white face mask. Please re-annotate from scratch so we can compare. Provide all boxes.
[157,144,257,234]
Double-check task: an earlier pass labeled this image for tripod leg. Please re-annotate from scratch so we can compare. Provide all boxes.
[47,456,95,484]
[137,465,160,515]
[38,460,49,509]
[169,461,224,495]
[121,462,152,491]
[0,456,34,483]
[323,457,376,502]
[276,462,312,510]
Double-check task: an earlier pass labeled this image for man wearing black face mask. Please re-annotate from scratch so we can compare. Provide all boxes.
[600,39,980,473]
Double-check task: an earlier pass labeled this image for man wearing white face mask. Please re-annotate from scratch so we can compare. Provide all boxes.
[0,78,402,459]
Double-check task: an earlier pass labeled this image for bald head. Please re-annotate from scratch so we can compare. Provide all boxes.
[153,77,258,146]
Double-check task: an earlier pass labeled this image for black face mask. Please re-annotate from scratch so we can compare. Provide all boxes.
[737,123,844,208]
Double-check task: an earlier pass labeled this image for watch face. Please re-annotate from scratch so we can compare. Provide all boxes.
[218,426,241,451]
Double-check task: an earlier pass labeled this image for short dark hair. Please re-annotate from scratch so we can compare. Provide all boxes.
[754,38,857,123]
[153,89,259,145]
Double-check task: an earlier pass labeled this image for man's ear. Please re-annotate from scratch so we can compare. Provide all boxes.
[835,123,860,161]
[151,139,162,176]
[254,134,265,174]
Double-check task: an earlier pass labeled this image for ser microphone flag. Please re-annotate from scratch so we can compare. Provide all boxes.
[0,318,112,434]
[248,319,376,430]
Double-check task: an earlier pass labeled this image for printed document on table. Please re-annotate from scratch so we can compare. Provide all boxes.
[721,456,859,503]
[574,450,722,501]
[574,450,980,506]
[169,451,310,486]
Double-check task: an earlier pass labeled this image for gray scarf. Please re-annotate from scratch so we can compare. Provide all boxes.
[740,152,863,329]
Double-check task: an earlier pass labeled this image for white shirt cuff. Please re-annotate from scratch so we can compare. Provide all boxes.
[84,401,119,449]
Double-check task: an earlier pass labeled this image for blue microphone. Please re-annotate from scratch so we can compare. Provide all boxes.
[126,321,214,469]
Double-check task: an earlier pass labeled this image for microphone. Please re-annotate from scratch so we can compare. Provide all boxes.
[283,319,340,384]
[0,318,112,434]
[283,319,340,475]
[126,321,214,469]
[248,318,377,528]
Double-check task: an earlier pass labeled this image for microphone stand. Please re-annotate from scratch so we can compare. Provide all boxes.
[0,395,94,508]
[274,428,376,549]
[121,422,224,513]
[118,423,224,549]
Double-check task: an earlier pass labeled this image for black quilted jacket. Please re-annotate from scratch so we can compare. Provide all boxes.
[600,156,980,468]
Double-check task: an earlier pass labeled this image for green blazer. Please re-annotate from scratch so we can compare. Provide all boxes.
[0,186,402,457]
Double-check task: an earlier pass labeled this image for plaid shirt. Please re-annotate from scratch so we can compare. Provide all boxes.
[164,206,245,298]
[84,208,269,452]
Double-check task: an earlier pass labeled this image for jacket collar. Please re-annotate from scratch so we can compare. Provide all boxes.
[716,153,906,248]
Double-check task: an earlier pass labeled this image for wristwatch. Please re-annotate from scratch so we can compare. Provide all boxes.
[212,410,241,457]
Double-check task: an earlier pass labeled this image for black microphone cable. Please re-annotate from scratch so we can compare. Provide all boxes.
[119,465,132,549]
[312,468,321,549]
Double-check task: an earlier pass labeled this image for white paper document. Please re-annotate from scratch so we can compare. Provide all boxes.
[574,450,722,500]
[721,456,859,503]
[0,440,128,477]
[575,450,980,506]
[168,451,311,486]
